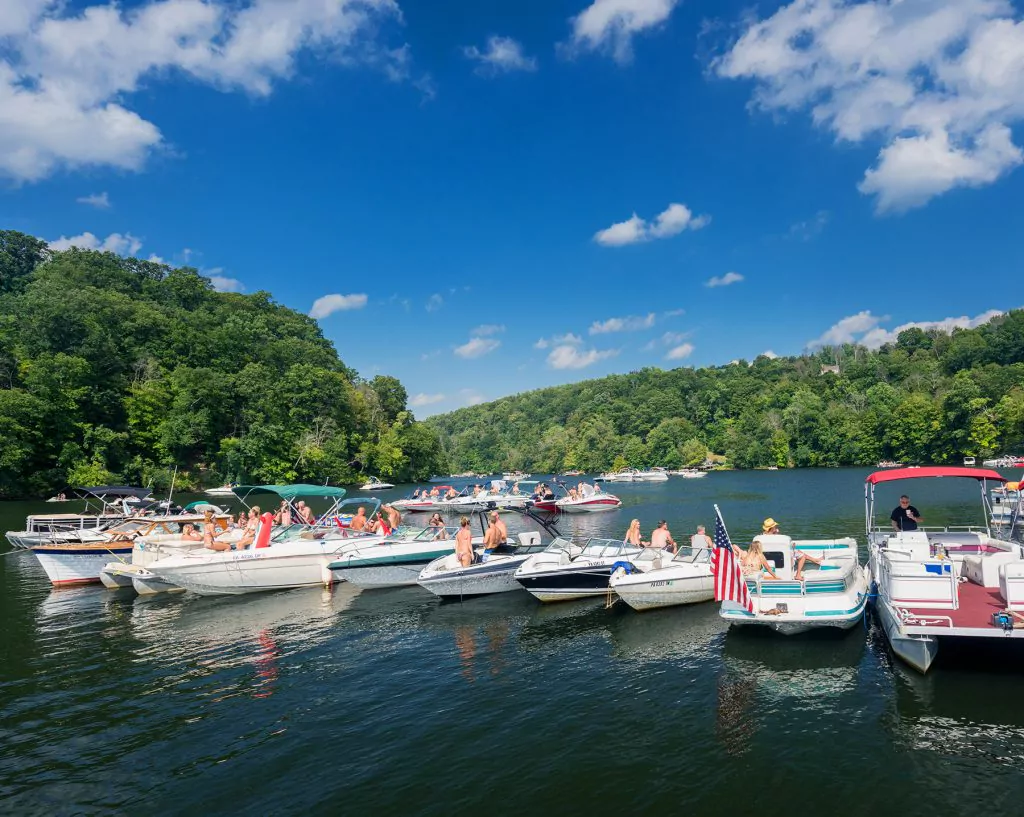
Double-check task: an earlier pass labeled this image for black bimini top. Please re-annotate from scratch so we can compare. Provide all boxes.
[72,486,154,500]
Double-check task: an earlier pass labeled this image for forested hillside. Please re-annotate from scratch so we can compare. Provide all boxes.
[0,230,442,498]
[428,311,1024,473]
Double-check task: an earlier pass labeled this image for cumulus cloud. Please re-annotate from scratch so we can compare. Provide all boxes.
[566,0,681,62]
[665,342,694,361]
[808,308,1007,349]
[76,192,111,209]
[455,336,501,359]
[706,271,743,287]
[309,293,368,319]
[209,275,245,293]
[589,313,656,334]
[547,343,618,370]
[760,350,780,359]
[463,35,537,74]
[410,393,446,408]
[426,293,444,312]
[714,0,1024,212]
[49,231,142,255]
[460,388,486,406]
[0,0,408,183]
[593,202,709,246]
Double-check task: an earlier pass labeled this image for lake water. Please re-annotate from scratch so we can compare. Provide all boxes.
[3,469,1024,815]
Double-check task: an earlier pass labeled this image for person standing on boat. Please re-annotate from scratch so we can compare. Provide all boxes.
[890,495,922,531]
[483,511,508,556]
[650,521,678,554]
[384,503,402,531]
[455,516,474,568]
[350,507,367,532]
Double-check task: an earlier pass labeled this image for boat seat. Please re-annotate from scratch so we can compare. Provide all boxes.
[999,563,1024,611]
[961,551,1020,588]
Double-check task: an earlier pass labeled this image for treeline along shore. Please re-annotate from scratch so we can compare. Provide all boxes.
[427,310,1024,474]
[0,230,444,499]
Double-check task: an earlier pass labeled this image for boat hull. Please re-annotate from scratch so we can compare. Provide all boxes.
[610,572,714,611]
[417,556,527,598]
[147,549,337,596]
[331,547,455,588]
[555,498,622,513]
[873,597,939,673]
[515,567,617,602]
[32,546,135,587]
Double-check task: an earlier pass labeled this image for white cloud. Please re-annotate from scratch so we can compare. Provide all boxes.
[859,309,1006,349]
[589,312,656,334]
[665,342,694,361]
[534,338,550,350]
[471,324,505,336]
[454,337,501,359]
[210,275,245,293]
[809,310,887,348]
[49,231,142,255]
[593,201,709,246]
[662,308,685,318]
[410,392,446,408]
[760,350,779,359]
[547,343,618,370]
[566,0,681,62]
[0,0,408,183]
[426,293,444,312]
[706,271,744,287]
[309,293,368,319]
[463,36,537,74]
[76,192,111,209]
[715,0,1024,212]
[460,388,485,406]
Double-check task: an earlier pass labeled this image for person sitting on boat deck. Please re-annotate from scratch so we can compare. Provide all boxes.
[296,501,315,525]
[350,507,367,532]
[455,516,474,568]
[568,486,579,501]
[691,524,713,552]
[445,487,458,500]
[890,495,922,532]
[412,488,421,499]
[623,519,646,546]
[650,520,678,554]
[273,500,293,527]
[181,523,203,542]
[428,513,447,540]
[732,538,779,579]
[761,517,821,580]
[482,511,509,558]
[430,487,440,497]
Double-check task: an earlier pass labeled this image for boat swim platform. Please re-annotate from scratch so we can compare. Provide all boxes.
[894,581,1024,638]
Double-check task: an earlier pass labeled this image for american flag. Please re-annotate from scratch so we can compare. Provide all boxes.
[710,510,754,613]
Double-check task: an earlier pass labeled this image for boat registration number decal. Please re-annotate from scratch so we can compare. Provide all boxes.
[230,553,264,561]
[649,580,674,587]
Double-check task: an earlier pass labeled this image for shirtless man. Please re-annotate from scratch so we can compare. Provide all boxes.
[350,506,367,532]
[384,504,401,530]
[455,516,474,568]
[650,520,678,554]
[483,511,508,555]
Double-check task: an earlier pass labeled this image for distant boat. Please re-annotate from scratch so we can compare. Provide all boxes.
[963,456,976,467]
[359,477,394,491]
[876,460,903,468]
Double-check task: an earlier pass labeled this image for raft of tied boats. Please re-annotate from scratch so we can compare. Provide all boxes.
[11,469,1024,677]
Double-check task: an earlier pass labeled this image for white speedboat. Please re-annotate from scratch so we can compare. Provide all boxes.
[417,532,546,598]
[359,477,394,491]
[144,486,385,596]
[204,485,236,497]
[609,546,715,611]
[601,469,636,483]
[328,527,483,589]
[513,536,642,602]
[678,469,707,479]
[554,488,622,513]
[719,534,868,634]
[633,468,669,482]
[866,466,1024,674]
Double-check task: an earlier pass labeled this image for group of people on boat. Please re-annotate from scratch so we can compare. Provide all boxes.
[455,511,509,568]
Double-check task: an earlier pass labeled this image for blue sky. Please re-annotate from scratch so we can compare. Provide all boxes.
[4,0,1024,415]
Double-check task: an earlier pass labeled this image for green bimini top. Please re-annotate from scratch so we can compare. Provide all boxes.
[232,484,348,502]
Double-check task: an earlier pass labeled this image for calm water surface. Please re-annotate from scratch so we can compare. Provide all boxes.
[3,469,1024,815]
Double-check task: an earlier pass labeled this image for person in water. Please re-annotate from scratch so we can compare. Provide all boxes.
[455,516,474,568]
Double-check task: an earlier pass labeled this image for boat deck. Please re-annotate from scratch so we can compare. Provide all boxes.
[899,581,1024,638]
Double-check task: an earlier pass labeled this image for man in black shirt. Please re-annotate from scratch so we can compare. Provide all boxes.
[890,495,922,531]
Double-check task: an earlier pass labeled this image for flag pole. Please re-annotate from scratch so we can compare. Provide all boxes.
[713,503,735,543]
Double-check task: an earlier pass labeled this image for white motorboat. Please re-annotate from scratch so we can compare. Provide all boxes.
[144,486,385,596]
[554,487,622,513]
[98,513,238,593]
[963,456,976,466]
[359,477,395,491]
[865,466,1024,674]
[204,485,237,497]
[513,536,642,602]
[678,469,707,479]
[719,534,868,634]
[417,510,560,598]
[503,471,531,481]
[601,469,636,483]
[609,546,715,611]
[391,485,460,513]
[633,468,669,482]
[328,526,483,589]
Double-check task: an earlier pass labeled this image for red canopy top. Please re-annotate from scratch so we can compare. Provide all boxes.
[866,466,1006,485]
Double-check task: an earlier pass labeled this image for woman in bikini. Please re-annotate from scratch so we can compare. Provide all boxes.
[455,516,474,568]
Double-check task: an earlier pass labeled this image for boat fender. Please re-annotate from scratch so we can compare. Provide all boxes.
[255,512,274,549]
[610,560,635,575]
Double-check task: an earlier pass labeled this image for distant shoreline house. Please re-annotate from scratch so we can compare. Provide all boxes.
[820,364,840,375]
